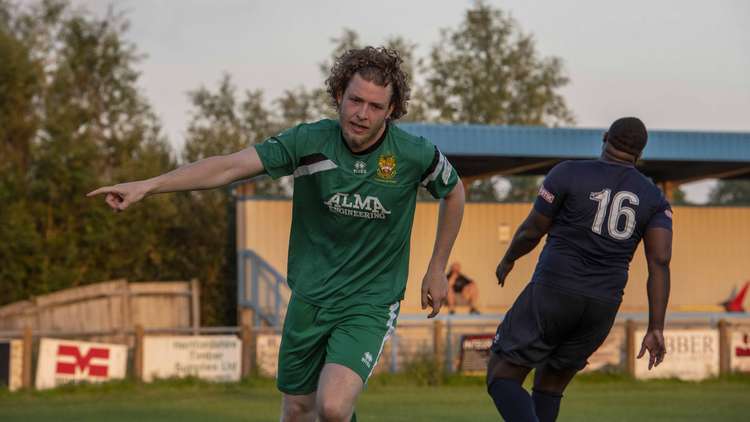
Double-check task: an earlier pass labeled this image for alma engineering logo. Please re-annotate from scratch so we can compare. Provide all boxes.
[324,192,391,220]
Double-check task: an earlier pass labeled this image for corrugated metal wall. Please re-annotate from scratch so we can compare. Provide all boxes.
[239,200,750,314]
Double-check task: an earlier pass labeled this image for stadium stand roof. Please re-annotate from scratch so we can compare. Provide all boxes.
[398,123,750,184]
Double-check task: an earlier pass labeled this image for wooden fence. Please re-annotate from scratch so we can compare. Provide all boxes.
[2,318,748,390]
[0,279,201,344]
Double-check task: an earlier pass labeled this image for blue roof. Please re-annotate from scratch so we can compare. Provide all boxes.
[397,123,750,163]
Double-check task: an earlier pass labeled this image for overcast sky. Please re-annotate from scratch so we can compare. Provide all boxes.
[71,0,750,201]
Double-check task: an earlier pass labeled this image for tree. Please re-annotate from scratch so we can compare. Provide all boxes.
[0,0,179,304]
[421,1,574,201]
[274,28,426,127]
[502,175,543,203]
[423,1,573,126]
[670,185,690,206]
[176,75,298,324]
[0,4,46,302]
[708,180,750,205]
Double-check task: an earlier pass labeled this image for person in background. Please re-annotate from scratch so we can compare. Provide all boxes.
[446,262,480,315]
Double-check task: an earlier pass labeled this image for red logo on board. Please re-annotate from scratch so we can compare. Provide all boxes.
[55,345,110,377]
[737,334,750,357]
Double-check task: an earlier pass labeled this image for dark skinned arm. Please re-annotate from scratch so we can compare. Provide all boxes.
[637,227,672,369]
[495,209,554,286]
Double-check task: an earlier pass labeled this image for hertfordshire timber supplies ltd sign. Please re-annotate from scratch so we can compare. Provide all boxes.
[142,335,241,382]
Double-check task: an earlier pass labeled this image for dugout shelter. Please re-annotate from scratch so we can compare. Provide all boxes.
[236,123,750,323]
[399,123,750,200]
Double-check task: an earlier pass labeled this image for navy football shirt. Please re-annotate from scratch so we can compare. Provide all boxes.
[532,159,672,303]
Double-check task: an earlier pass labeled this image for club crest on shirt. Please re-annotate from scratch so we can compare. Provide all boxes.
[376,154,397,181]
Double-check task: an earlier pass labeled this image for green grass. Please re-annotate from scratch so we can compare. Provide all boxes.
[1,374,748,421]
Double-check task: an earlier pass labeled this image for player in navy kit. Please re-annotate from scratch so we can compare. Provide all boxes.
[486,117,673,422]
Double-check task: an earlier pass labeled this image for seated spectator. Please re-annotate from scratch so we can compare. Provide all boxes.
[446,262,480,315]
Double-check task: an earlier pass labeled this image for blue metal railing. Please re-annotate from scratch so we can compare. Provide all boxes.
[237,249,290,328]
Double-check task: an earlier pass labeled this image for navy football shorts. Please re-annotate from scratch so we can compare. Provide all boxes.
[491,282,619,371]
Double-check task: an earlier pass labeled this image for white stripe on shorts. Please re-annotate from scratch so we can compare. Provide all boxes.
[367,301,400,381]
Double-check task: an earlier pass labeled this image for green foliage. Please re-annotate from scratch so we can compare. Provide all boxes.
[0,1,579,323]
[708,179,750,205]
[669,185,691,205]
[398,352,446,386]
[423,1,573,126]
[501,175,543,202]
[176,76,275,325]
[185,75,292,197]
[421,1,574,201]
[283,27,425,125]
[0,1,181,306]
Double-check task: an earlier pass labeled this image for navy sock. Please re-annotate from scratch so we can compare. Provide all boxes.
[487,378,538,422]
[532,389,562,422]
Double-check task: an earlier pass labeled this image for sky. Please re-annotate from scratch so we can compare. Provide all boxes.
[71,0,750,202]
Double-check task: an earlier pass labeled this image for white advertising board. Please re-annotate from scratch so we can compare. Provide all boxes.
[35,338,128,390]
[730,327,750,372]
[634,328,718,380]
[142,336,241,382]
[8,340,22,392]
[256,334,282,378]
[581,329,624,372]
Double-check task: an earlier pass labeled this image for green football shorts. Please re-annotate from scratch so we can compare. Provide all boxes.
[276,294,400,395]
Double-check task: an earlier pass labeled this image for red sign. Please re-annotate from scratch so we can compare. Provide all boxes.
[736,333,750,357]
[56,345,110,377]
[458,334,495,373]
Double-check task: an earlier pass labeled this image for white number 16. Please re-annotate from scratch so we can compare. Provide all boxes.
[589,189,639,240]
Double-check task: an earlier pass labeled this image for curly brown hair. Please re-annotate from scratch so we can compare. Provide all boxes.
[326,46,411,120]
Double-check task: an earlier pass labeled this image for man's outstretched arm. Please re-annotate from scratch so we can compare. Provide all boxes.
[637,227,672,369]
[87,147,264,211]
[421,181,465,318]
[495,209,553,286]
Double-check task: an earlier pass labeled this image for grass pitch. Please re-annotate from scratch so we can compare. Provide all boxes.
[0,373,748,421]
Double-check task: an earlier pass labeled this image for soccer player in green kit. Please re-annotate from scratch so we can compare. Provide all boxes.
[88,47,465,422]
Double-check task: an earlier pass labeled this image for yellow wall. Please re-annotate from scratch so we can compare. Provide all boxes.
[239,200,750,313]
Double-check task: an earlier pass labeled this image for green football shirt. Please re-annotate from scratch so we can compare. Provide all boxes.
[254,119,458,307]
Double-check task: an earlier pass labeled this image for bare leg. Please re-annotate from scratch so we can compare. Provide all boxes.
[462,283,480,312]
[486,352,532,385]
[316,363,364,422]
[447,287,456,313]
[280,392,316,422]
[533,365,577,394]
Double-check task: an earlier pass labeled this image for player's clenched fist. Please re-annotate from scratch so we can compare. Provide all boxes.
[87,180,152,211]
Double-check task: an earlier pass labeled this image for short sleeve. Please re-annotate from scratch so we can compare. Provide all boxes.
[533,162,570,218]
[254,125,301,179]
[647,196,673,231]
[419,143,459,199]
